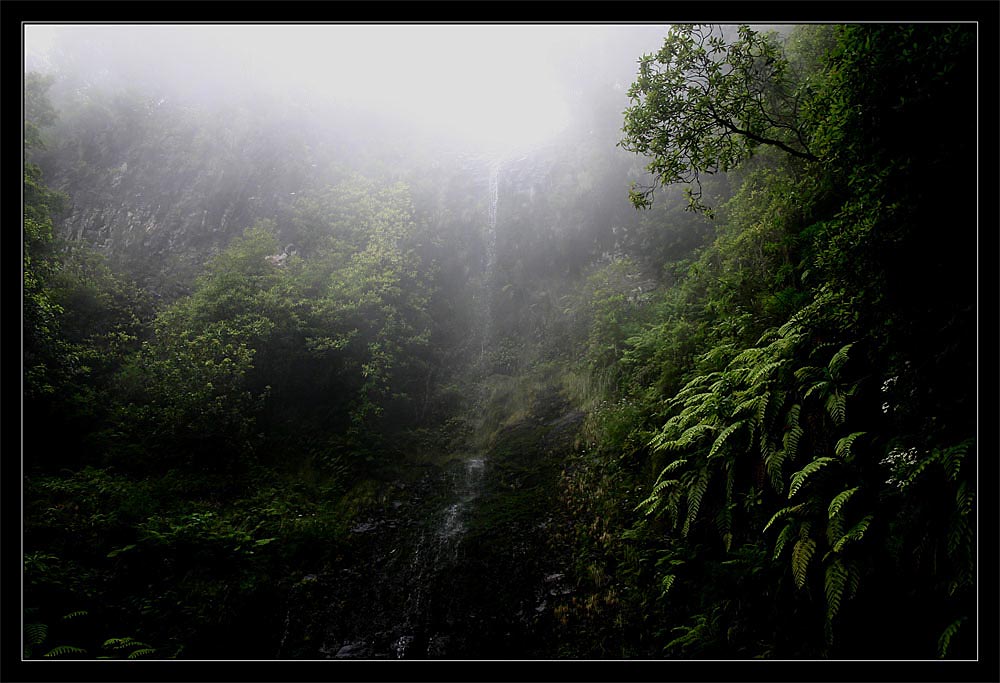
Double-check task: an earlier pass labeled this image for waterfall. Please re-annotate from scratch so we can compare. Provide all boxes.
[481,159,501,359]
[438,457,486,544]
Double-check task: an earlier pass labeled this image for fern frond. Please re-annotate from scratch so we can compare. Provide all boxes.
[794,365,823,385]
[803,381,829,402]
[773,521,796,560]
[636,479,679,513]
[660,574,677,599]
[658,458,689,477]
[671,373,718,403]
[682,469,710,537]
[824,558,848,623]
[749,359,790,386]
[955,481,974,515]
[649,477,680,499]
[827,343,853,379]
[25,623,48,646]
[845,560,861,600]
[791,537,817,589]
[103,637,141,650]
[783,425,804,465]
[777,317,801,338]
[763,503,805,534]
[834,432,866,460]
[831,514,873,553]
[828,486,860,519]
[941,439,972,481]
[825,391,847,425]
[731,345,766,366]
[44,645,87,658]
[825,515,845,549]
[788,457,836,499]
[937,616,966,658]
[61,610,89,621]
[765,448,789,493]
[946,514,973,565]
[756,391,772,429]
[785,402,801,427]
[735,395,760,418]
[128,648,157,659]
[708,421,745,460]
[655,423,716,452]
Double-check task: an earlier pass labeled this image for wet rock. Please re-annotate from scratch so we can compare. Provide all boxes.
[393,635,415,659]
[334,641,369,659]
[426,634,451,658]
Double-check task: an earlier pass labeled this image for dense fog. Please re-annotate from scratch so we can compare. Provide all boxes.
[21,20,981,670]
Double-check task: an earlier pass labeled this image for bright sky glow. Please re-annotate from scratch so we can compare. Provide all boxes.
[24,24,645,154]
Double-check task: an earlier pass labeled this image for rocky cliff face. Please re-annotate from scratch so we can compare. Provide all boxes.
[34,93,350,295]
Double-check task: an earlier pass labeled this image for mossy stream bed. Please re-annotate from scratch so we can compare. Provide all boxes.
[275,384,584,659]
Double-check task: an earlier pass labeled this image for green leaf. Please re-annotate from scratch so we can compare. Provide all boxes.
[834,432,866,459]
[107,544,137,558]
[788,457,836,499]
[825,557,848,622]
[937,616,966,658]
[763,503,804,533]
[44,645,87,658]
[827,487,859,519]
[660,574,677,599]
[708,420,745,459]
[832,514,873,553]
[792,537,817,589]
[827,343,853,379]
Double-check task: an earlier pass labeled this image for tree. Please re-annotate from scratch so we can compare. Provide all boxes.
[619,25,818,212]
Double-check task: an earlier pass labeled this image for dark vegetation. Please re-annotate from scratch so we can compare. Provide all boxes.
[21,23,980,664]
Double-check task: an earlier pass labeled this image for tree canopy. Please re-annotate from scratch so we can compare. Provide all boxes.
[620,25,820,212]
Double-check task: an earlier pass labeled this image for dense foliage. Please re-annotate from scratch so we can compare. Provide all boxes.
[554,23,977,659]
[21,22,979,664]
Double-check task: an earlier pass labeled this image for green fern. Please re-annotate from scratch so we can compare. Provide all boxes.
[664,611,719,654]
[748,359,790,386]
[755,327,782,346]
[764,447,789,493]
[708,420,745,459]
[844,560,861,601]
[636,478,679,512]
[763,503,804,533]
[682,468,710,536]
[783,425,804,463]
[834,432,866,460]
[940,439,972,482]
[659,458,689,476]
[831,514,873,553]
[827,486,859,519]
[103,636,145,650]
[937,616,966,658]
[44,645,87,658]
[25,622,48,646]
[755,391,775,430]
[788,457,836,499]
[827,343,853,379]
[824,557,848,624]
[825,391,847,425]
[773,521,796,560]
[61,610,89,621]
[791,536,817,589]
[825,514,845,549]
[660,573,677,599]
[128,648,157,659]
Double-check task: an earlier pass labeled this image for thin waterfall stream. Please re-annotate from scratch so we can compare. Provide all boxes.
[277,156,537,660]
[481,158,501,360]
